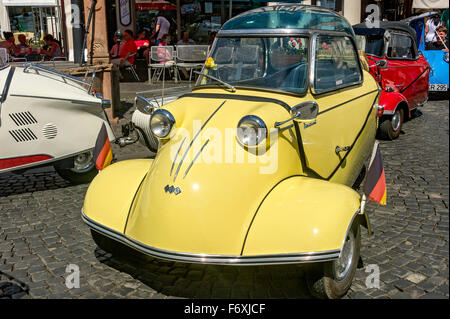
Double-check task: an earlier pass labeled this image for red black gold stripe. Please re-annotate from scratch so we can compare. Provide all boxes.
[93,123,113,171]
[364,145,387,205]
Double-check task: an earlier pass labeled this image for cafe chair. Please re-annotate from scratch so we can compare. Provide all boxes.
[148,46,180,84]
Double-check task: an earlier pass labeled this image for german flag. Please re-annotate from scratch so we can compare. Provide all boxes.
[93,123,113,171]
[364,142,387,205]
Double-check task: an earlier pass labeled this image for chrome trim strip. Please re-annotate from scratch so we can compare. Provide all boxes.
[309,33,317,95]
[0,148,94,173]
[173,100,226,183]
[340,209,361,258]
[383,110,395,115]
[82,209,340,266]
[218,28,312,36]
[170,137,186,176]
[183,139,210,179]
[9,94,100,106]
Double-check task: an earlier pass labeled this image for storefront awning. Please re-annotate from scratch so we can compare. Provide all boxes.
[136,0,176,11]
[412,0,449,8]
[2,0,57,6]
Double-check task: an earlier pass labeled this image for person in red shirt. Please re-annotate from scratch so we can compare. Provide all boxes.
[112,29,137,68]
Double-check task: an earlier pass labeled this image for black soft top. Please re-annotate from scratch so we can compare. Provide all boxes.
[353,21,417,43]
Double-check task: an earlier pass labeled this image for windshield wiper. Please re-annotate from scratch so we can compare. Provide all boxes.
[194,71,236,92]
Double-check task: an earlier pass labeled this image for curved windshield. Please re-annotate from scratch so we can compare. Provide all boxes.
[196,36,309,94]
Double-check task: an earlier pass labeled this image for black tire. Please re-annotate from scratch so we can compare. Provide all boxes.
[306,222,361,299]
[377,108,403,140]
[54,164,98,184]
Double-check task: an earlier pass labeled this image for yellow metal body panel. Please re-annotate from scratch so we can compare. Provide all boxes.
[243,177,361,255]
[83,70,379,258]
[83,159,152,233]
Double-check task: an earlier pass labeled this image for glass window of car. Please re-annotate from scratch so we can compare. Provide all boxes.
[197,36,309,94]
[387,33,417,59]
[314,35,362,93]
[356,34,385,57]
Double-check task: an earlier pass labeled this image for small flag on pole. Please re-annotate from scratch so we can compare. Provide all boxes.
[93,123,113,171]
[364,142,387,205]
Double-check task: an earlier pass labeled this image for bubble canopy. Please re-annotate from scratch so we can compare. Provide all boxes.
[221,5,355,38]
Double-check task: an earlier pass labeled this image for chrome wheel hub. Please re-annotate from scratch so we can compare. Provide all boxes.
[391,111,401,131]
[71,151,94,173]
[334,231,355,280]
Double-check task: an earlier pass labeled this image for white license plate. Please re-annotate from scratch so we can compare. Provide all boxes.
[429,84,448,91]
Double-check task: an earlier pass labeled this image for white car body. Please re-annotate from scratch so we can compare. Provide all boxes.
[0,63,115,182]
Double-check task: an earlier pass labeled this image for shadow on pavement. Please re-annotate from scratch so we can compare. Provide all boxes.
[94,248,313,299]
[0,271,30,299]
[0,167,71,198]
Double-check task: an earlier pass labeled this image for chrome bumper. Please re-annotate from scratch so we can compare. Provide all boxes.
[81,209,340,266]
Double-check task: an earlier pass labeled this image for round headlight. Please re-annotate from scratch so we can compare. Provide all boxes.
[150,109,175,139]
[444,52,449,63]
[237,115,267,147]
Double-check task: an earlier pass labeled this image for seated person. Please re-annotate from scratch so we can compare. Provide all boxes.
[15,34,32,57]
[428,26,449,52]
[110,33,125,60]
[425,15,443,49]
[111,29,137,68]
[0,32,19,57]
[42,34,63,61]
[177,31,195,45]
[135,30,150,64]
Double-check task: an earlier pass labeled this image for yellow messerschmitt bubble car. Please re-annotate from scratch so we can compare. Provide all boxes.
[82,4,381,299]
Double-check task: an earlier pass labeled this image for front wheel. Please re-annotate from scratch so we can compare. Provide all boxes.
[306,222,361,299]
[54,152,98,184]
[377,108,403,140]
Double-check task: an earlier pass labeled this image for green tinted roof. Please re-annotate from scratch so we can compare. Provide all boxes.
[222,4,355,37]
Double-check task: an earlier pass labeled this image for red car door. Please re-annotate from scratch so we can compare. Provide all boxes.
[380,31,429,108]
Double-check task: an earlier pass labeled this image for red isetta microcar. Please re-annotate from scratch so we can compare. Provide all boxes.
[354,21,430,140]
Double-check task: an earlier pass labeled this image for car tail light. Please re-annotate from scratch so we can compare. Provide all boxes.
[376,104,384,117]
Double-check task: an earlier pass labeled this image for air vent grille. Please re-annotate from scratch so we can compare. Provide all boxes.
[9,112,38,126]
[9,128,38,142]
[42,123,58,139]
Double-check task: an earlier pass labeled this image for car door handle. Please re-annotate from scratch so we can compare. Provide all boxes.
[396,82,405,87]
[335,145,352,154]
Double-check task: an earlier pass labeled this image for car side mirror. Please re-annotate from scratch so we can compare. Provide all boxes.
[291,101,319,123]
[376,59,388,68]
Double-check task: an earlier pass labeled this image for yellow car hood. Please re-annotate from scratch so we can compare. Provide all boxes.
[124,90,302,255]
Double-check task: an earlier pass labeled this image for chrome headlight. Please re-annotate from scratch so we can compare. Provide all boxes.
[237,115,267,147]
[135,95,156,115]
[150,109,175,139]
[444,52,449,63]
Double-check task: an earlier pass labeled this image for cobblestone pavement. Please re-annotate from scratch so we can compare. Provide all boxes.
[0,99,448,299]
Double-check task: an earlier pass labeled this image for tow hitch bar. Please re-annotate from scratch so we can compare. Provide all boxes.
[115,123,139,147]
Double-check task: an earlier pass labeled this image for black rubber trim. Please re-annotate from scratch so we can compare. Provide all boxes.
[325,91,380,181]
[179,93,291,112]
[400,66,430,94]
[318,89,379,115]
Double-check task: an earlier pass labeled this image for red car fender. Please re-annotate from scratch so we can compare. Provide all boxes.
[379,90,409,118]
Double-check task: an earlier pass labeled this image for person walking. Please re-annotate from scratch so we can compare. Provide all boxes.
[150,13,170,46]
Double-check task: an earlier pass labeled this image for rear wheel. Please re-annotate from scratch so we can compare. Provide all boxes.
[377,108,403,140]
[54,151,98,184]
[306,222,361,299]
